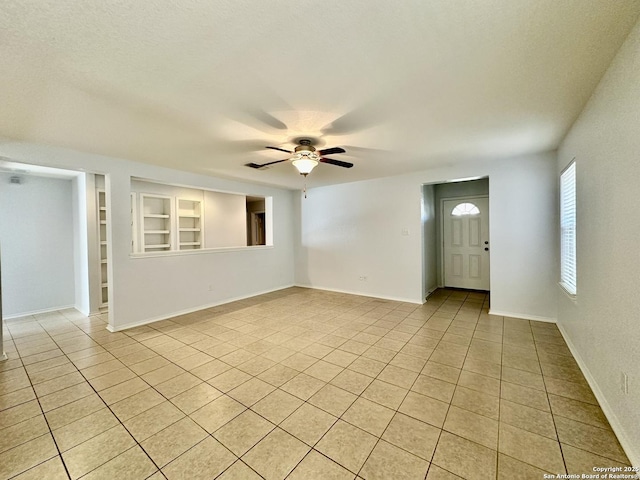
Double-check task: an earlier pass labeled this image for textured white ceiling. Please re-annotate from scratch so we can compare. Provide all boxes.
[1,1,639,188]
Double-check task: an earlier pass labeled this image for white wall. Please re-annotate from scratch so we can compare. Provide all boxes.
[0,173,76,316]
[422,184,437,297]
[203,191,247,248]
[296,152,558,320]
[557,19,640,466]
[0,141,296,330]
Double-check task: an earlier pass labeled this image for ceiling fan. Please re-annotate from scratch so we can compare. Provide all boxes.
[245,139,353,176]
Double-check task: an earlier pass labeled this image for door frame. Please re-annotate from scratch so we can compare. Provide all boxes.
[439,194,489,289]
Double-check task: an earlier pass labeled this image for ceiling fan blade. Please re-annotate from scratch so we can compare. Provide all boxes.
[265,146,293,154]
[318,147,346,156]
[320,157,354,168]
[245,159,289,169]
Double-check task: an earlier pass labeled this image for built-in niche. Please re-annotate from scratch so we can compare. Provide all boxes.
[130,178,271,253]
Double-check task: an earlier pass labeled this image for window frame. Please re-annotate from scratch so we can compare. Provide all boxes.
[559,160,577,296]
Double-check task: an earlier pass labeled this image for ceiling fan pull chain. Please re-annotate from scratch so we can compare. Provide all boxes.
[303,182,307,199]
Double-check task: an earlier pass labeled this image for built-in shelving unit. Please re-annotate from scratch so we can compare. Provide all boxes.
[141,194,172,252]
[97,189,109,309]
[177,198,202,250]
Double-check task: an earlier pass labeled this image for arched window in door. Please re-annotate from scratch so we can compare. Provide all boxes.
[451,202,480,216]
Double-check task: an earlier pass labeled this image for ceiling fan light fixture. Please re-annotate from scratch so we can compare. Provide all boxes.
[291,151,319,175]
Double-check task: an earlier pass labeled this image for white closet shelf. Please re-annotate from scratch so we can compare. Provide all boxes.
[144,230,170,234]
[179,228,201,232]
[178,214,200,218]
[146,244,171,249]
[179,242,201,246]
[144,213,170,218]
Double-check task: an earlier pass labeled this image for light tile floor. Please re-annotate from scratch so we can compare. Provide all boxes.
[0,288,633,479]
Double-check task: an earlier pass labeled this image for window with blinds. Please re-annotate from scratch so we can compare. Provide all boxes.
[560,161,577,295]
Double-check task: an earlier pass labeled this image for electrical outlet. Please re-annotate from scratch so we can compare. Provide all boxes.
[401,228,410,236]
[359,275,367,281]
[621,372,629,394]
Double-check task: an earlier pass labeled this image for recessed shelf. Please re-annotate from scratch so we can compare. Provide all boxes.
[179,228,201,232]
[144,213,170,218]
[146,244,171,249]
[179,242,201,246]
[144,230,170,234]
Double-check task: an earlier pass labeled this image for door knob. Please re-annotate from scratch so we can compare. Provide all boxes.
[484,241,489,245]
[484,247,489,251]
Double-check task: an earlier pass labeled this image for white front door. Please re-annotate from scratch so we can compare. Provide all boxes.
[443,197,490,290]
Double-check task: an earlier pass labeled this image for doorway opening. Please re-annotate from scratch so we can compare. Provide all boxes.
[422,177,490,301]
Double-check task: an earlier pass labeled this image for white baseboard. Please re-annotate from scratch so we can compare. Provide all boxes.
[488,309,557,323]
[107,284,295,332]
[4,304,76,319]
[0,353,8,362]
[556,323,639,468]
[295,284,423,305]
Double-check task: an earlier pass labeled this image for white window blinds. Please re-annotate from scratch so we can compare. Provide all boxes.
[560,162,577,295]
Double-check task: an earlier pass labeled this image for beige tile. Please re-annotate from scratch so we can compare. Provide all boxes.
[288,450,354,480]
[458,371,501,397]
[243,428,311,479]
[360,440,430,480]
[80,359,125,379]
[99,377,149,405]
[162,437,235,480]
[501,381,550,412]
[53,408,120,452]
[155,372,202,398]
[251,389,303,424]
[214,410,275,456]
[189,359,231,381]
[362,345,396,362]
[28,363,76,384]
[451,386,499,420]
[207,368,252,393]
[62,425,135,479]
[330,369,373,395]
[444,405,499,449]
[0,414,49,454]
[377,364,419,389]
[34,371,86,397]
[142,417,208,467]
[0,434,58,479]
[347,357,386,377]
[411,375,456,403]
[236,356,276,376]
[362,379,408,410]
[124,401,185,442]
[281,403,337,445]
[432,431,497,480]
[258,364,299,387]
[548,394,609,429]
[502,366,545,391]
[0,398,40,429]
[498,453,552,479]
[82,446,157,480]
[309,384,358,416]
[305,360,344,382]
[89,367,137,391]
[0,386,36,412]
[282,373,325,400]
[190,394,246,433]
[463,357,501,380]
[544,377,598,405]
[171,382,222,414]
[554,416,628,463]
[342,397,394,437]
[110,388,165,422]
[316,420,377,473]
[141,364,185,386]
[422,362,461,384]
[281,352,318,371]
[323,349,358,368]
[228,377,275,406]
[498,423,565,473]
[12,456,68,480]
[39,382,94,412]
[217,460,263,480]
[399,391,449,428]
[500,399,557,439]
[562,443,631,475]
[426,464,464,479]
[382,412,441,460]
